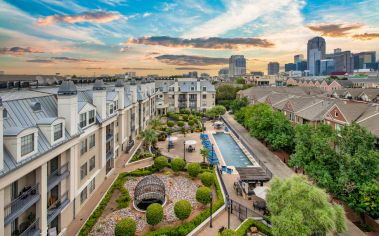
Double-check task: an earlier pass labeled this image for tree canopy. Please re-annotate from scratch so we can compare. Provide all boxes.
[206,105,226,119]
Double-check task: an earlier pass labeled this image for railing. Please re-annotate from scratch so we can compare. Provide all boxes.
[221,116,273,179]
[19,218,40,236]
[229,199,262,221]
[106,149,114,160]
[106,132,114,141]
[4,184,40,223]
[48,163,69,179]
[47,191,69,224]
[47,163,70,191]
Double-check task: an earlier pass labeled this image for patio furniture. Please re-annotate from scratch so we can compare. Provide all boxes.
[221,166,227,172]
[226,168,233,174]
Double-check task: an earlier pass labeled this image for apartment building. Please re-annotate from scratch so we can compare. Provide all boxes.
[155,78,216,114]
[0,78,157,236]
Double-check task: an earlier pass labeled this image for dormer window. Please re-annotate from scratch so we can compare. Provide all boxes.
[53,123,63,141]
[3,108,7,118]
[31,102,41,111]
[191,86,195,91]
[21,134,34,156]
[80,113,87,128]
[88,110,95,124]
[202,86,206,91]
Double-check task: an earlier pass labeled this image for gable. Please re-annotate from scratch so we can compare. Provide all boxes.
[283,101,294,112]
[79,102,96,113]
[325,105,347,124]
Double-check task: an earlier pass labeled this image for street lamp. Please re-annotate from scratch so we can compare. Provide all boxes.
[183,141,186,162]
[209,192,213,228]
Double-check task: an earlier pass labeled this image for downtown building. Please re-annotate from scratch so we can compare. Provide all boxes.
[307,37,326,76]
[0,78,158,236]
[268,62,280,75]
[228,55,246,77]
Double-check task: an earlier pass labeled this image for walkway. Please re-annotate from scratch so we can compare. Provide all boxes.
[197,210,241,236]
[222,113,366,236]
[65,141,153,236]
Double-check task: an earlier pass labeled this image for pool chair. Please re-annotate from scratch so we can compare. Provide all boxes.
[226,168,233,174]
[221,166,227,172]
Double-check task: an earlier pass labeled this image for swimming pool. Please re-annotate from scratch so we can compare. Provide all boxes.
[213,132,253,167]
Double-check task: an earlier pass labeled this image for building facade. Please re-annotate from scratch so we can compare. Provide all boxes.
[320,59,336,75]
[268,62,280,75]
[307,37,326,76]
[229,55,246,77]
[353,51,377,70]
[285,63,296,72]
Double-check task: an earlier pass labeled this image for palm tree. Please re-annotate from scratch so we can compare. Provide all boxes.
[150,118,162,130]
[200,148,209,163]
[139,128,158,153]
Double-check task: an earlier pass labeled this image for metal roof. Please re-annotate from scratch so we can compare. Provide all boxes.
[58,80,77,95]
[93,79,106,90]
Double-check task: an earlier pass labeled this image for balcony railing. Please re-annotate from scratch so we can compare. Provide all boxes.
[106,149,114,160]
[19,218,40,236]
[4,184,40,225]
[47,163,70,191]
[47,191,69,224]
[106,132,114,141]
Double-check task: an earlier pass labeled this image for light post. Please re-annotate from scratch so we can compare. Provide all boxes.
[209,192,213,228]
[183,141,186,162]
[227,199,231,229]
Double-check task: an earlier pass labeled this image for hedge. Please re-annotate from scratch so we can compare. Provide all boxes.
[115,217,136,236]
[146,203,164,226]
[145,171,224,236]
[235,218,273,236]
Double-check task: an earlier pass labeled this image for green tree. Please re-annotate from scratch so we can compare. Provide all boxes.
[200,148,209,163]
[337,123,375,157]
[200,172,214,187]
[206,105,226,119]
[139,128,157,153]
[171,158,186,172]
[154,156,168,171]
[235,77,246,84]
[230,98,249,113]
[174,200,192,221]
[150,118,162,130]
[196,186,212,206]
[187,163,201,177]
[267,175,347,236]
[115,217,136,236]
[246,103,274,140]
[146,203,164,227]
[266,112,294,152]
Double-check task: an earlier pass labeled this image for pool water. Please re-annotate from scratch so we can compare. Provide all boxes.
[213,132,253,167]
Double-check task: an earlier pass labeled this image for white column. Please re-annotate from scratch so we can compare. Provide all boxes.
[100,127,106,168]
[0,188,4,236]
[69,148,76,202]
[36,163,47,236]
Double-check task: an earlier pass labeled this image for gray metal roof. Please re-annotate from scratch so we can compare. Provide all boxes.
[58,80,77,95]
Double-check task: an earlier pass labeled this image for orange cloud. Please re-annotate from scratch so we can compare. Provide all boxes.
[352,33,379,40]
[307,23,362,37]
[0,47,44,55]
[37,10,121,25]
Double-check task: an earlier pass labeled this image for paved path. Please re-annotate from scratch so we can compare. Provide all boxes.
[197,210,241,236]
[65,141,153,236]
[222,113,366,236]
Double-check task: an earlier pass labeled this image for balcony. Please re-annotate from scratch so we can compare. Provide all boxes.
[4,184,40,225]
[106,149,114,161]
[19,218,40,236]
[47,163,70,192]
[106,132,114,142]
[47,192,69,224]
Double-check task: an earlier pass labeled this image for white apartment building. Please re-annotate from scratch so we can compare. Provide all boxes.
[0,78,157,236]
[155,78,216,114]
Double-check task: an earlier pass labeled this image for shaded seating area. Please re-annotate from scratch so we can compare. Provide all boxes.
[200,134,219,165]
[235,167,271,199]
[213,121,224,129]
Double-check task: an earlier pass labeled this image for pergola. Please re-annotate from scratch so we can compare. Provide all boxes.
[134,175,166,211]
[236,167,271,198]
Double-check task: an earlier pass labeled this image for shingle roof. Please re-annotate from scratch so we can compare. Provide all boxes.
[332,101,369,124]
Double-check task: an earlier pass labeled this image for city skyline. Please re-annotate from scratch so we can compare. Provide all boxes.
[0,0,379,76]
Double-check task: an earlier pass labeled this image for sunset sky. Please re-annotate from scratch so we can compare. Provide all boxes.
[0,0,378,76]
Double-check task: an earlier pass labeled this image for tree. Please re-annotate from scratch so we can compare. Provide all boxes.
[196,186,212,206]
[235,77,246,84]
[115,217,136,236]
[267,175,347,236]
[200,172,214,187]
[146,203,163,227]
[187,163,201,177]
[206,105,226,119]
[150,118,162,130]
[171,158,186,172]
[167,120,175,127]
[230,98,249,113]
[154,156,168,171]
[200,148,209,163]
[174,200,192,221]
[139,128,157,153]
[265,112,295,152]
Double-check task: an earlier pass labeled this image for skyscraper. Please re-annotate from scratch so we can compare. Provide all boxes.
[285,63,296,72]
[307,37,326,76]
[294,54,304,64]
[353,51,377,70]
[320,59,336,75]
[229,55,246,77]
[268,62,280,75]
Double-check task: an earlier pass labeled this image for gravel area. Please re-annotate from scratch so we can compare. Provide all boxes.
[91,174,200,235]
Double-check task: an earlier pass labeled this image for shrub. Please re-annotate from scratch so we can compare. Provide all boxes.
[115,217,136,236]
[187,163,201,177]
[174,200,192,221]
[180,109,190,114]
[221,229,237,236]
[188,120,195,126]
[182,114,189,121]
[167,120,175,127]
[177,121,185,127]
[200,172,214,187]
[235,218,273,236]
[196,186,212,205]
[171,158,186,172]
[154,156,168,171]
[146,203,164,226]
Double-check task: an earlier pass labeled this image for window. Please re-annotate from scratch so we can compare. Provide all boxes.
[335,111,339,117]
[109,103,114,114]
[202,94,206,99]
[89,134,95,149]
[89,179,95,193]
[114,101,118,110]
[80,187,87,204]
[80,139,87,155]
[53,123,63,141]
[202,86,206,91]
[80,162,87,180]
[21,134,34,156]
[191,86,195,91]
[79,113,87,128]
[88,110,95,124]
[89,156,95,171]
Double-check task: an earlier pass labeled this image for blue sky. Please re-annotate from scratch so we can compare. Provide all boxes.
[0,0,378,75]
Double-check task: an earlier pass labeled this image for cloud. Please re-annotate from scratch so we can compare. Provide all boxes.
[122,67,162,70]
[143,12,152,17]
[127,36,274,49]
[155,55,228,66]
[86,67,102,70]
[51,56,103,62]
[37,10,122,25]
[0,47,44,55]
[26,59,54,63]
[175,67,208,70]
[307,23,362,37]
[352,33,379,40]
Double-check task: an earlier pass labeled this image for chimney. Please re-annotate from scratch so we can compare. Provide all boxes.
[0,97,3,171]
[57,81,78,136]
[115,79,125,109]
[92,79,107,120]
[129,79,137,103]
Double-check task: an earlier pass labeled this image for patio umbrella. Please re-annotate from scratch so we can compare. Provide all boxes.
[185,140,197,145]
[254,186,268,200]
[214,121,223,126]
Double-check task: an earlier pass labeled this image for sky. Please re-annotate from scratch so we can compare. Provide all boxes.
[0,0,378,76]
